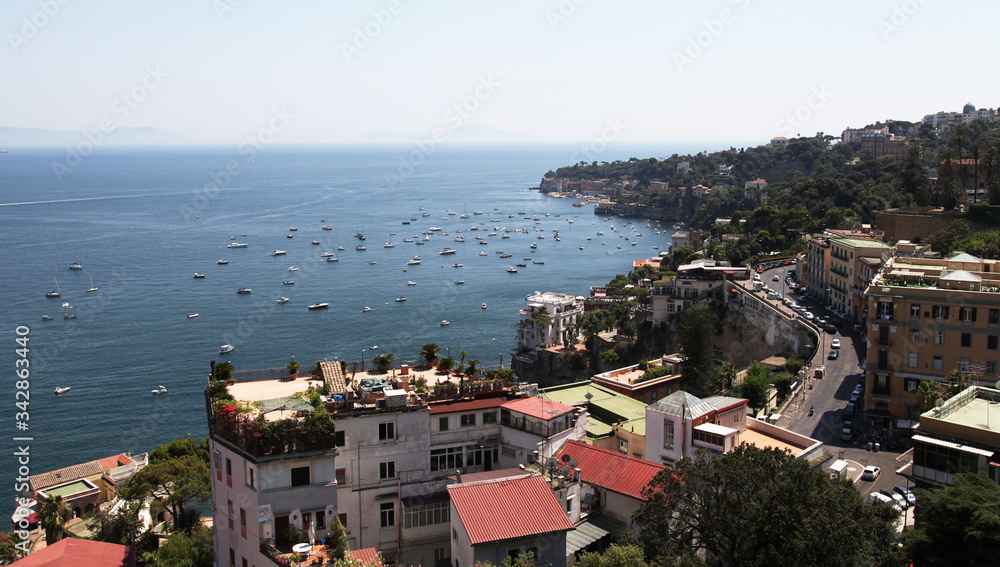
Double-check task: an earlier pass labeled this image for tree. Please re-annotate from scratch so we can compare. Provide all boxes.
[676,302,718,396]
[89,500,144,548]
[286,359,301,376]
[738,362,771,417]
[214,361,234,382]
[946,369,971,396]
[913,380,945,413]
[156,531,196,567]
[465,359,480,377]
[903,472,1000,565]
[601,349,620,367]
[574,544,653,567]
[633,445,901,567]
[437,357,455,371]
[0,532,23,564]
[419,343,441,366]
[772,371,794,401]
[37,494,72,546]
[326,516,349,561]
[372,353,394,371]
[120,453,210,534]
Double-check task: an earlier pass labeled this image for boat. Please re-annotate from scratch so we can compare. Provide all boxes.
[283,280,295,285]
[320,252,335,257]
[54,387,70,394]
[288,266,298,271]
[440,320,450,326]
[406,281,416,286]
[395,297,407,302]
[479,240,488,245]
[455,280,465,284]
[356,245,366,251]
[500,253,512,258]
[403,238,414,242]
[41,315,53,320]
[289,227,298,231]
[63,314,76,319]
[151,385,168,395]
[217,260,229,264]
[384,242,395,248]
[533,260,545,264]
[193,273,205,278]
[406,257,421,265]
[187,313,198,318]
[362,306,371,312]
[86,276,98,292]
[227,242,248,248]
[46,277,61,298]
[237,288,252,294]
[308,303,329,310]
[507,267,518,273]
[68,249,82,270]
[479,251,488,256]
[312,240,320,245]
[277,297,289,303]
[271,250,286,256]
[452,263,463,268]
[368,261,377,265]
[530,243,537,249]
[579,246,584,250]
[326,255,339,262]
[287,234,294,238]
[439,249,456,255]
[337,246,345,251]
[454,236,465,242]
[401,221,410,225]
[482,303,487,309]
[516,263,527,267]
[220,344,235,353]
[241,233,247,236]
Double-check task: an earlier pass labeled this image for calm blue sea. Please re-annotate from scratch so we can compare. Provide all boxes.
[0,142,697,519]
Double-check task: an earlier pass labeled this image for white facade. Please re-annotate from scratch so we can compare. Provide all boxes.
[515,292,583,351]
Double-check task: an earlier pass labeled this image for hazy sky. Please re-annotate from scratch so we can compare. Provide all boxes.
[3,0,998,145]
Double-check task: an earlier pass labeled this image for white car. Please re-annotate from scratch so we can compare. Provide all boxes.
[831,339,841,349]
[861,465,880,481]
[868,491,902,513]
[804,312,814,321]
[772,275,779,281]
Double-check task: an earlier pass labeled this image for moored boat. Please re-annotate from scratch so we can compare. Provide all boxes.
[308,303,329,310]
[54,387,70,394]
[220,344,235,353]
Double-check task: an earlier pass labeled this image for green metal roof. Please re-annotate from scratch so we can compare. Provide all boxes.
[585,416,614,438]
[44,480,95,498]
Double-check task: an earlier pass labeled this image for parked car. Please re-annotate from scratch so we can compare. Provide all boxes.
[804,312,815,321]
[828,350,839,360]
[868,491,902,512]
[841,421,854,441]
[772,275,779,281]
[831,339,841,348]
[852,385,864,397]
[881,489,908,510]
[843,401,855,416]
[861,465,881,481]
[825,324,837,334]
[893,486,916,507]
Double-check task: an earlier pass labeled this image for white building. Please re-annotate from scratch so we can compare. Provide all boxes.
[515,292,584,351]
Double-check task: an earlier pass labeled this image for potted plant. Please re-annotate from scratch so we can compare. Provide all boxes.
[286,359,301,379]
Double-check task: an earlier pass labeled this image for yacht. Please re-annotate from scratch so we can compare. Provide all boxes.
[395,297,407,302]
[237,288,252,294]
[288,266,299,271]
[406,281,416,286]
[338,246,346,251]
[217,260,229,264]
[326,255,339,262]
[368,261,377,265]
[193,273,205,278]
[452,263,463,268]
[289,227,298,231]
[439,249,456,255]
[407,257,422,265]
[440,320,450,326]
[312,240,320,245]
[271,250,286,256]
[308,303,329,310]
[479,251,488,256]
[286,234,294,238]
[41,315,53,320]
[362,306,371,312]
[356,245,367,251]
[277,297,289,303]
[151,385,168,395]
[507,267,518,273]
[187,313,199,318]
[54,387,71,394]
[220,344,235,353]
[46,277,62,298]
[454,280,465,284]
[384,242,395,248]
[320,252,335,257]
[533,260,545,264]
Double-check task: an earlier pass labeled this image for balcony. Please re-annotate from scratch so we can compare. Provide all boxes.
[872,383,892,396]
[874,338,893,347]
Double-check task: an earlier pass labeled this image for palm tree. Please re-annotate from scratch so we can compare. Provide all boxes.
[914,380,945,413]
[419,343,441,366]
[214,361,234,382]
[946,369,971,396]
[37,494,72,546]
[437,357,455,372]
[466,359,480,378]
[457,349,468,374]
[286,359,301,376]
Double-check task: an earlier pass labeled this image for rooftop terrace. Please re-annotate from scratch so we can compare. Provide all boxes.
[593,355,683,388]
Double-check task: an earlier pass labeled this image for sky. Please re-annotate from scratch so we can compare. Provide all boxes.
[2,0,999,146]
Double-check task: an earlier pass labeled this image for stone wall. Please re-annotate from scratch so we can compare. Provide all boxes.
[721,284,817,368]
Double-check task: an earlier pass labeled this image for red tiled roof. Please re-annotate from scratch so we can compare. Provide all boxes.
[97,453,132,472]
[448,474,574,545]
[348,547,382,567]
[429,396,510,415]
[554,440,666,500]
[11,538,132,567]
[29,461,103,492]
[501,397,575,421]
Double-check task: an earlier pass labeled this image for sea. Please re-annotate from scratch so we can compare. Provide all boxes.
[0,142,701,520]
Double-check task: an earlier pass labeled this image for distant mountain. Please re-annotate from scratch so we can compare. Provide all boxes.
[362,123,535,145]
[0,125,187,147]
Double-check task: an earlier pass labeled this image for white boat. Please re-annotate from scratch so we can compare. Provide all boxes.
[287,234,294,238]
[311,240,320,245]
[440,320,450,326]
[384,242,394,248]
[362,306,371,312]
[439,249,456,255]
[395,297,407,302]
[338,246,345,251]
[277,297,289,303]
[193,273,205,278]
[86,276,98,292]
[220,344,235,353]
[227,242,248,248]
[217,259,229,264]
[320,252,335,257]
[407,257,421,265]
[482,303,487,309]
[454,280,465,284]
[54,387,70,394]
[479,251,488,256]
[308,303,329,310]
[151,385,168,395]
[237,288,252,294]
[507,267,518,273]
[288,266,298,271]
[406,281,416,286]
[283,280,295,285]
[452,263,463,268]
[68,250,82,270]
[271,250,286,256]
[46,277,61,298]
[326,255,339,262]
[187,313,198,318]
[289,227,298,231]
[41,315,53,320]
[533,260,544,264]
[356,245,366,251]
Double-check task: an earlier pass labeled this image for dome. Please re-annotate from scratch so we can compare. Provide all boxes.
[963,102,977,114]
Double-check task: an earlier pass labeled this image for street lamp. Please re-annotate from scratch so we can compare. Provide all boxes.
[361,347,366,370]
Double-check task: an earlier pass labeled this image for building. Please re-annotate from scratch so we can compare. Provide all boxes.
[540,381,650,459]
[862,251,1000,421]
[677,162,690,175]
[650,259,749,324]
[897,386,1000,487]
[10,538,134,567]
[842,126,889,144]
[27,452,148,519]
[804,234,831,304]
[923,103,998,129]
[591,356,684,406]
[827,237,892,321]
[644,390,824,466]
[859,132,910,161]
[515,292,584,352]
[648,181,670,194]
[769,137,789,147]
[448,474,574,567]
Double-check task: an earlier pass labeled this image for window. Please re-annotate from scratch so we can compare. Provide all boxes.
[335,468,346,484]
[932,305,949,320]
[988,361,998,376]
[438,417,449,431]
[226,458,232,477]
[379,461,396,480]
[404,501,450,528]
[692,428,725,447]
[291,466,310,487]
[380,502,395,528]
[482,411,497,424]
[430,447,463,471]
[909,330,920,343]
[907,353,918,368]
[961,307,977,322]
[989,335,998,350]
[213,450,222,479]
[934,331,945,345]
[460,414,476,427]
[663,419,675,450]
[378,422,395,441]
[618,438,628,454]
[435,548,448,563]
[990,309,1000,324]
[932,355,943,370]
[910,304,921,319]
[962,333,972,348]
[651,391,657,402]
[959,357,971,372]
[246,464,254,489]
[240,508,246,528]
[638,394,644,403]
[334,430,346,447]
[905,378,919,392]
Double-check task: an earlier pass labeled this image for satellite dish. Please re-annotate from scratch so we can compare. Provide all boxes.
[362,391,371,400]
[561,454,572,463]
[994,380,1000,389]
[560,465,571,475]
[546,457,559,469]
[569,459,578,468]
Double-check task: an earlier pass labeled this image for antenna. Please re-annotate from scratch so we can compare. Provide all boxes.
[362,391,371,400]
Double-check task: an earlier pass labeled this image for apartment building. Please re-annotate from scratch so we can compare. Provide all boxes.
[591,355,684,405]
[858,132,910,161]
[863,252,1000,421]
[828,238,892,321]
[515,292,583,351]
[650,259,748,324]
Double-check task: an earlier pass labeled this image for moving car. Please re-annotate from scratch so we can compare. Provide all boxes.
[828,350,839,360]
[861,465,880,481]
[772,275,779,281]
[831,339,841,348]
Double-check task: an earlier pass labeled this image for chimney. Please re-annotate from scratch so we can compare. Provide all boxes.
[400,364,410,376]
[574,467,581,481]
[558,475,565,488]
[455,470,462,483]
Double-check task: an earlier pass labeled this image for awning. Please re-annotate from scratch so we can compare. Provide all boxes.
[566,515,623,555]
